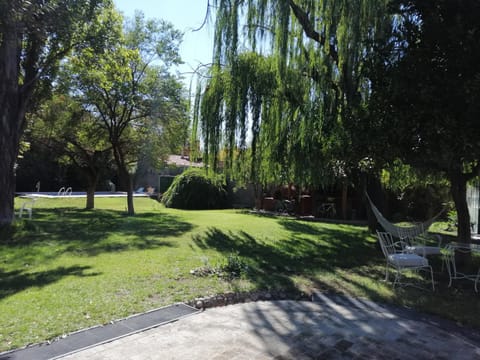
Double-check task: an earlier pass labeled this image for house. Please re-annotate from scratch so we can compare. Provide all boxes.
[135,154,204,194]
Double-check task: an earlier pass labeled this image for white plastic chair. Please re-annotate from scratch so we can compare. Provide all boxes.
[18,198,37,219]
[377,231,435,290]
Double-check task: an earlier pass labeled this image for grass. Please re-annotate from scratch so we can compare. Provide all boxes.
[0,196,479,352]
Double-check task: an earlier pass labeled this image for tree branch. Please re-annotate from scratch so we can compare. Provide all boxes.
[192,0,211,32]
[288,0,338,63]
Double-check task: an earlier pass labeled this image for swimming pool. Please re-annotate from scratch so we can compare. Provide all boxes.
[16,191,148,198]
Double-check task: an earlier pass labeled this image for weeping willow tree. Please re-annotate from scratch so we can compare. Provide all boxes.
[193,0,390,193]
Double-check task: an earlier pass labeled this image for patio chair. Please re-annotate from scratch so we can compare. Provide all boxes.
[377,231,435,290]
[18,198,37,219]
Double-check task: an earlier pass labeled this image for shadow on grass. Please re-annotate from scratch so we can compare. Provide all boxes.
[1,208,194,260]
[192,217,379,291]
[0,265,99,300]
[278,218,379,268]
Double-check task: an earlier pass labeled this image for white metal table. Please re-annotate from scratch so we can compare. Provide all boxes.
[443,242,480,292]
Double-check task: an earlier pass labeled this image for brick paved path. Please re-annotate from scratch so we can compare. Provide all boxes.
[59,293,480,360]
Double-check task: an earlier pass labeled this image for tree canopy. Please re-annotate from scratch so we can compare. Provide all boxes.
[29,93,112,209]
[0,0,110,226]
[67,8,187,215]
[193,0,389,189]
[0,1,188,225]
[364,0,480,242]
[195,0,480,243]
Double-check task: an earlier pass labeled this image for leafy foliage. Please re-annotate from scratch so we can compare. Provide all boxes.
[162,168,229,210]
[365,0,480,173]
[193,0,390,189]
[189,252,249,280]
[0,0,110,225]
[26,93,113,208]
[66,7,187,215]
[218,252,249,280]
[195,0,480,244]
[364,0,480,242]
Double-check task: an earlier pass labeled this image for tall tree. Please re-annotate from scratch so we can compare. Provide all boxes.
[193,0,389,193]
[0,0,108,226]
[364,0,480,244]
[29,94,112,209]
[68,9,185,215]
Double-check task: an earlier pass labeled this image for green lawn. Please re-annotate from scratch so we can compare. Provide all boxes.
[0,196,479,352]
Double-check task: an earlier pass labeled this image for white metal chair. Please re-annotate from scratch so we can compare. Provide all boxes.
[18,198,37,219]
[377,231,435,290]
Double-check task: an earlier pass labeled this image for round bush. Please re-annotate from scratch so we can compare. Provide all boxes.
[162,168,229,209]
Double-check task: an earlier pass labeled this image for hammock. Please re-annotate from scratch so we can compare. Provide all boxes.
[365,192,444,240]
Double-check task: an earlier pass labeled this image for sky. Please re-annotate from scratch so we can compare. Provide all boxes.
[113,0,215,89]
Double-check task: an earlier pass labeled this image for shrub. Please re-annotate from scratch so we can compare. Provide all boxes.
[189,252,249,280]
[446,210,457,231]
[218,252,249,280]
[162,168,229,209]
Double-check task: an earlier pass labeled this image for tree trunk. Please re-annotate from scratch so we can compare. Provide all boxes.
[84,170,100,210]
[113,145,135,216]
[125,173,135,216]
[85,181,97,210]
[450,172,471,245]
[118,167,135,215]
[450,171,471,266]
[341,181,348,220]
[0,26,25,227]
[0,146,16,226]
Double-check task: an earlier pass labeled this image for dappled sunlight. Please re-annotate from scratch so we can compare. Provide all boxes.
[313,267,396,302]
[191,221,381,294]
[277,218,379,269]
[192,227,330,271]
[4,199,480,352]
[312,264,480,327]
[2,206,193,262]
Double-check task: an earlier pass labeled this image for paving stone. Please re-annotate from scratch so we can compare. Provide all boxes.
[282,347,314,360]
[300,338,329,357]
[316,333,343,347]
[4,295,480,360]
[316,348,345,359]
[334,339,354,352]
